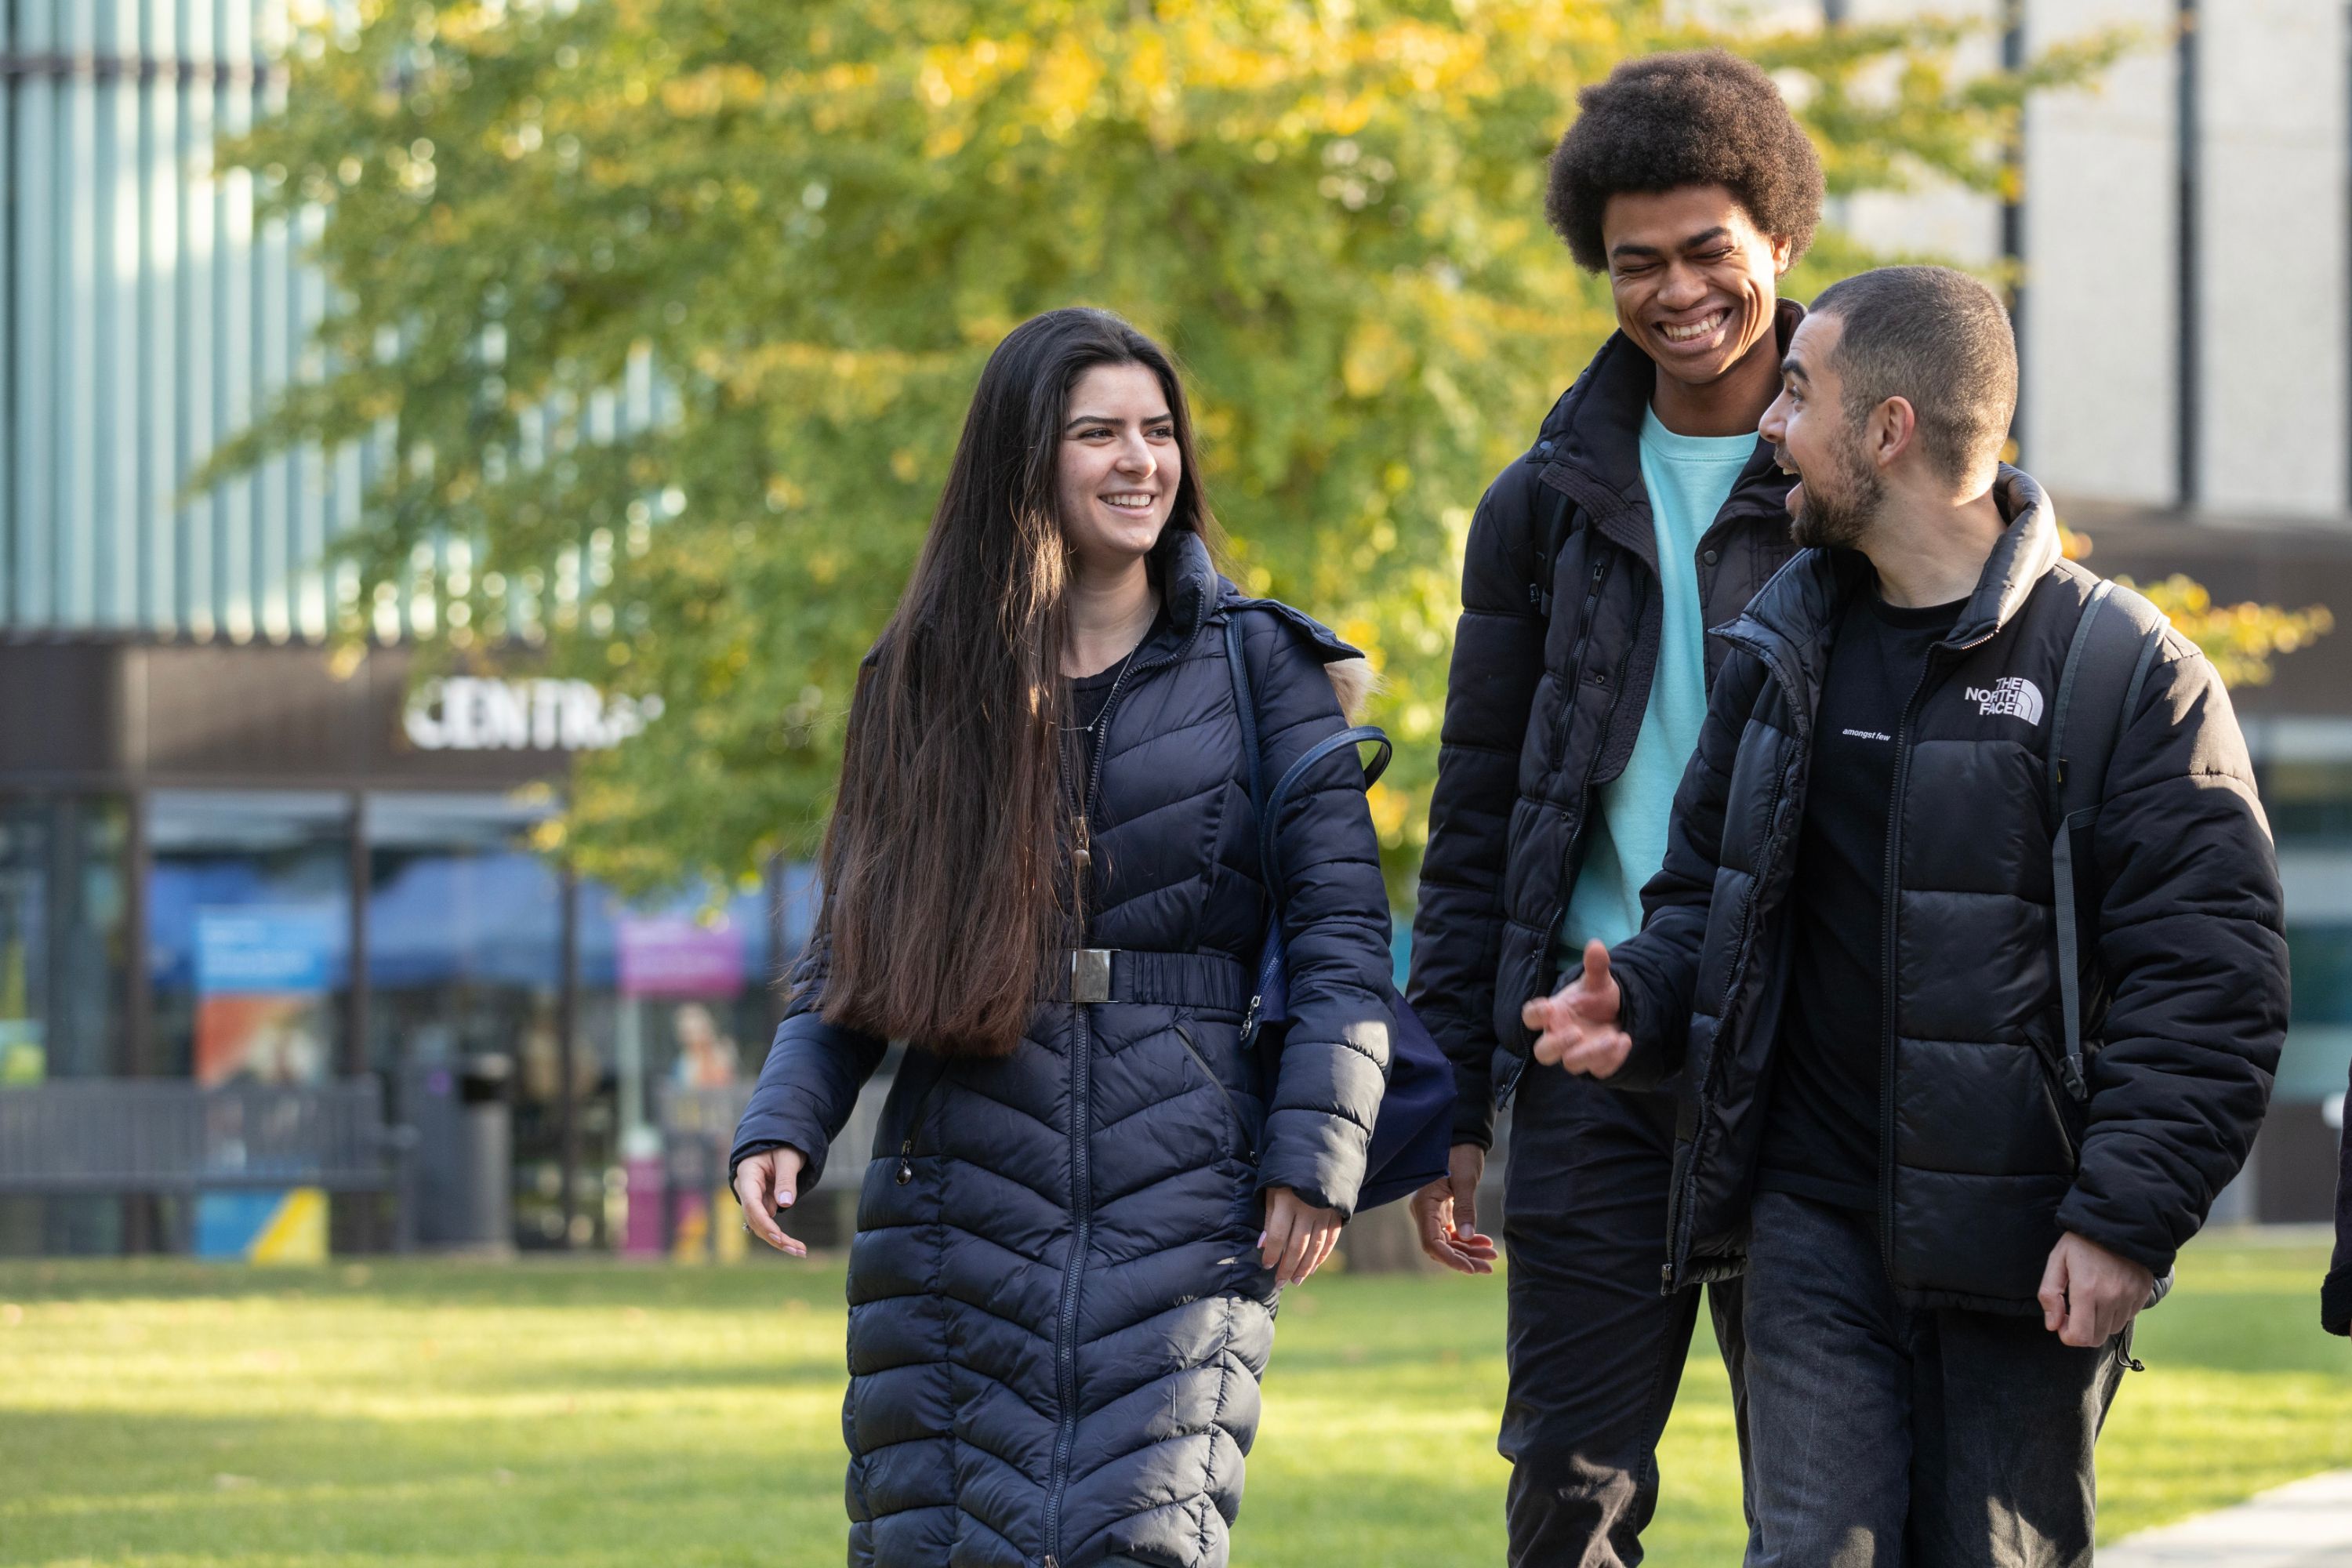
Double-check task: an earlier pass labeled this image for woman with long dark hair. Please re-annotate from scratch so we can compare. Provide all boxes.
[730,307,1394,1568]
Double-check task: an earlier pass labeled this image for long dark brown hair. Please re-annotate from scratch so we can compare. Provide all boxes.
[815,308,1220,1055]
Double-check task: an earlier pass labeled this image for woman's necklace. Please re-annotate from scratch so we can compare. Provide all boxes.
[1069,640,1143,740]
[1067,635,1147,877]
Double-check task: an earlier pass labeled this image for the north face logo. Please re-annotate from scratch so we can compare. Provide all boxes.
[1965,677,2045,725]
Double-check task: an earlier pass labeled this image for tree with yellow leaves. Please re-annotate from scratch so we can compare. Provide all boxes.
[217,1,2305,895]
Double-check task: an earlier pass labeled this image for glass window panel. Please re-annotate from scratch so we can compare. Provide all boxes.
[2265,759,2352,842]
[2288,925,2352,1025]
[0,808,53,1085]
[0,796,128,1084]
[364,792,578,1250]
[148,789,350,1083]
[58,800,127,1077]
[583,875,798,1258]
[365,793,561,1075]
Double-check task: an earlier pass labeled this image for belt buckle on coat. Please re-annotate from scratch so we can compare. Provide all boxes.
[1072,949,1113,1004]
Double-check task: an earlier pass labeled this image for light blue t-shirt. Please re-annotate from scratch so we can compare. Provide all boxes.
[1559,407,1755,964]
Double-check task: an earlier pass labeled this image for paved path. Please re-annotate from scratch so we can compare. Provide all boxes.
[2104,1472,2352,1566]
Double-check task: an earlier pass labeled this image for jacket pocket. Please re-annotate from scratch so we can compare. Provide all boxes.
[891,1069,950,1186]
[2023,1029,2086,1168]
[1175,1022,1256,1163]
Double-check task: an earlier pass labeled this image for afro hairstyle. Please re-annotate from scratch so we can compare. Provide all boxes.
[1545,50,1824,274]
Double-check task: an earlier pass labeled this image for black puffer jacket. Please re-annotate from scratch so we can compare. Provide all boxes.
[1408,308,1802,1144]
[1607,469,2288,1311]
[731,532,1394,1567]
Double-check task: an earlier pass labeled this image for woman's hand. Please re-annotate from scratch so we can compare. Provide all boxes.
[731,1146,809,1258]
[1410,1144,1499,1275]
[1259,1188,1342,1286]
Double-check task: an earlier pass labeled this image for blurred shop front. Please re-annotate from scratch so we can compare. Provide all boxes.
[2083,510,2352,1224]
[0,639,808,1257]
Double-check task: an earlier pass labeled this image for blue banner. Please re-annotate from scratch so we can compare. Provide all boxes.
[194,908,336,995]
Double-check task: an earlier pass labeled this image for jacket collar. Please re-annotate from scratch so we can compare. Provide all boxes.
[1152,528,1221,643]
[1722,464,2062,698]
[1946,466,2062,648]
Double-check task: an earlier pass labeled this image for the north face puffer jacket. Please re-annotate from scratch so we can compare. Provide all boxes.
[731,530,1394,1567]
[1606,467,2288,1312]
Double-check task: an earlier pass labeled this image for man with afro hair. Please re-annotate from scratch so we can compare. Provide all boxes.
[1406,49,1820,1566]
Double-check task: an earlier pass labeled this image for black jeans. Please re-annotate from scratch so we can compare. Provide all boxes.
[1742,1191,2130,1568]
[1501,1065,1750,1568]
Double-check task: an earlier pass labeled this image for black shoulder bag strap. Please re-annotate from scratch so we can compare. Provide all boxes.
[2046,579,2169,1101]
[1223,613,1392,1046]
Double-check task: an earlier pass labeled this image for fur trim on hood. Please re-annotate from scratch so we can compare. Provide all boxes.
[1323,657,1379,722]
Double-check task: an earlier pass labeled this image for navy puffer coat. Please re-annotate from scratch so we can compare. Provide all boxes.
[731,531,1395,1568]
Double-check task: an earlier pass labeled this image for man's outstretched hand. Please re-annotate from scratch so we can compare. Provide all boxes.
[1523,938,1632,1080]
[2038,1231,2157,1348]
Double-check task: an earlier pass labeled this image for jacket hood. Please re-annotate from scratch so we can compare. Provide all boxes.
[1154,528,1378,717]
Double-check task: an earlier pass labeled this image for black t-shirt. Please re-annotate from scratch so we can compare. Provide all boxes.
[1757,586,1966,1213]
[1068,611,1167,785]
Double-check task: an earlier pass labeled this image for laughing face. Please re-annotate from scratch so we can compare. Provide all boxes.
[1601,184,1792,394]
[1056,361,1181,575]
[1759,310,1882,550]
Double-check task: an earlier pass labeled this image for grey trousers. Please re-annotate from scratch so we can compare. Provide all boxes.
[1742,1190,2130,1568]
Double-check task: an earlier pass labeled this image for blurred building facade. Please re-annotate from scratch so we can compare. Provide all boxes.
[2,0,2347,1252]
[0,1,798,1257]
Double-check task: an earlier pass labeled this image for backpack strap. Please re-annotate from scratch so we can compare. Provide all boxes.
[1260,726,1392,891]
[1224,617,1268,825]
[1223,611,1392,1046]
[1222,611,1392,887]
[2046,579,2169,1100]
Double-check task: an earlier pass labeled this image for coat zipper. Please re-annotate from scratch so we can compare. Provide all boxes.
[1661,629,1809,1294]
[1878,648,1946,1285]
[1174,1022,1254,1162]
[1042,615,1203,1568]
[1546,550,1616,772]
[1504,550,1617,1110]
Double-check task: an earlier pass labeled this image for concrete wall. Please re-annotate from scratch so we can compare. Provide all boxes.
[2023,0,2182,507]
[2196,0,2347,517]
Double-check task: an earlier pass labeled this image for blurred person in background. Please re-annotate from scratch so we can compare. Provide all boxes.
[668,1003,739,1089]
[1527,267,2285,1565]
[1406,50,1821,1566]
[2326,1058,2350,1336]
[728,307,1395,1568]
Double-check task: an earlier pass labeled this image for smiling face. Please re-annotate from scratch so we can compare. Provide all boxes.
[1602,184,1792,392]
[1055,361,1180,578]
[1759,310,1882,550]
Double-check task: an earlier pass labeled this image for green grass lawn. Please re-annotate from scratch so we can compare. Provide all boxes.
[0,1231,2343,1566]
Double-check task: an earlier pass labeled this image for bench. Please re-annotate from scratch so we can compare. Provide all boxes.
[0,1079,416,1250]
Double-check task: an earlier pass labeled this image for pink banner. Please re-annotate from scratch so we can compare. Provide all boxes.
[617,914,745,998]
